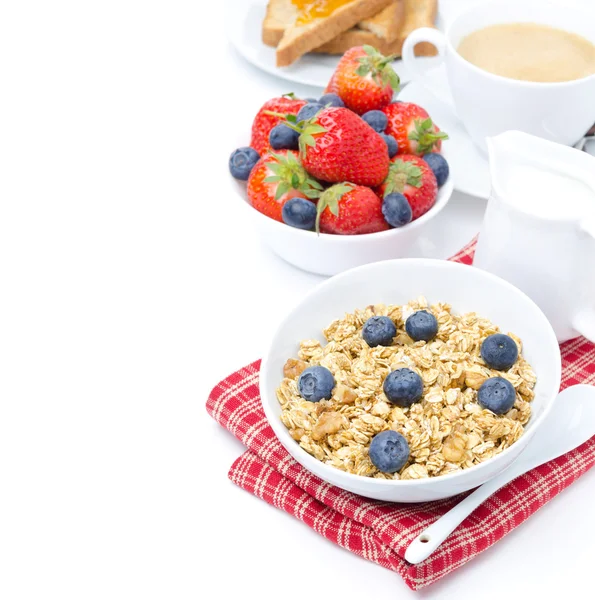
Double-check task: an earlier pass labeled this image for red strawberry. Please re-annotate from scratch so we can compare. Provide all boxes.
[375,154,438,220]
[247,151,322,222]
[298,107,389,187]
[250,95,306,155]
[382,102,448,156]
[324,71,338,95]
[327,45,400,114]
[317,183,389,235]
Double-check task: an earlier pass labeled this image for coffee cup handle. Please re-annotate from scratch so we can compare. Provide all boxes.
[401,28,456,113]
[571,217,595,343]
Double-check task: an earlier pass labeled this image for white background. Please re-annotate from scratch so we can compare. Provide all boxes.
[0,0,593,598]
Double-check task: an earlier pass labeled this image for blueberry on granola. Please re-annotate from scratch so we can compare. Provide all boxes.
[369,430,410,473]
[362,316,397,347]
[298,366,336,402]
[405,310,438,342]
[478,377,516,415]
[480,333,519,371]
[383,368,423,407]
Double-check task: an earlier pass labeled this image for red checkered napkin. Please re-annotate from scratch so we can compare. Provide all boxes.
[206,241,595,590]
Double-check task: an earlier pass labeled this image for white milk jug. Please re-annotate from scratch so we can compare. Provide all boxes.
[473,131,595,342]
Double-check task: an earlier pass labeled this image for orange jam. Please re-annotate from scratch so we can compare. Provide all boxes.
[292,0,354,26]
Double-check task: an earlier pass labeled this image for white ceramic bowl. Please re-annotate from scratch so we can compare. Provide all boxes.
[229,134,453,277]
[260,259,561,502]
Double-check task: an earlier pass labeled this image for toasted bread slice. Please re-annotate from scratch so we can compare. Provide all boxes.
[275,0,393,67]
[262,0,403,48]
[262,0,293,48]
[358,0,404,43]
[314,0,438,56]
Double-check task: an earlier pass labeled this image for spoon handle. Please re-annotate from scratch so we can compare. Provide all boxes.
[404,457,536,564]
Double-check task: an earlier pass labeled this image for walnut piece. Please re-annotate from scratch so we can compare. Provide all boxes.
[289,428,305,441]
[442,429,467,462]
[311,411,346,441]
[283,358,308,379]
[334,383,357,405]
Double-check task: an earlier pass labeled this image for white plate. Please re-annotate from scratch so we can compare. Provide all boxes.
[399,80,490,199]
[225,0,444,89]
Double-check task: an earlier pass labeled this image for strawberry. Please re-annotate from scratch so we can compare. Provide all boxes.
[247,151,322,222]
[294,107,389,187]
[382,102,448,156]
[316,183,389,235]
[375,154,438,220]
[250,94,306,155]
[326,45,400,114]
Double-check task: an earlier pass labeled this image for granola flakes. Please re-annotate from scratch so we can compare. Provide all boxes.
[276,297,537,479]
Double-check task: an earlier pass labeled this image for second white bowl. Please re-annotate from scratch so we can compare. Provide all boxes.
[260,259,562,502]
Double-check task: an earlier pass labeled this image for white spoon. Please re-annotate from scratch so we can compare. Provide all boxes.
[405,384,595,564]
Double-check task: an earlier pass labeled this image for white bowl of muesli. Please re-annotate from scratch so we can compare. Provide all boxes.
[260,259,562,502]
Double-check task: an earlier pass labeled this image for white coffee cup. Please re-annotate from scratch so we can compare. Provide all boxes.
[401,0,595,153]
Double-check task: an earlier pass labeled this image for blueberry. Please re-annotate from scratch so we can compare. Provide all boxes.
[383,368,423,407]
[478,377,516,415]
[282,198,317,230]
[369,430,410,473]
[382,192,412,227]
[405,310,438,342]
[423,153,449,187]
[229,147,260,181]
[298,366,336,402]
[305,97,318,103]
[380,133,398,157]
[480,334,519,371]
[296,103,324,123]
[269,123,299,150]
[318,93,344,108]
[361,110,388,133]
[362,316,396,347]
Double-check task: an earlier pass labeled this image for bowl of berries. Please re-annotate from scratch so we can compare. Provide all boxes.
[228,46,453,276]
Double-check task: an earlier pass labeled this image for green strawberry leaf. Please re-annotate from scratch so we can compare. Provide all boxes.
[355,45,400,92]
[306,178,323,190]
[275,181,289,200]
[282,92,297,99]
[301,134,316,148]
[314,183,354,234]
[267,162,283,176]
[408,117,449,153]
[382,160,423,195]
[264,151,325,205]
[356,64,371,77]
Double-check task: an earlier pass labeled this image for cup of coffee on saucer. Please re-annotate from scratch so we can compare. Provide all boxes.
[401,0,595,152]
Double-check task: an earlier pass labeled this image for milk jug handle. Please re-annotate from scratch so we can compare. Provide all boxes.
[571,217,595,343]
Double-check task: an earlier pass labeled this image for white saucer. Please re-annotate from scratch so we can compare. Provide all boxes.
[399,81,490,199]
[225,0,444,89]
